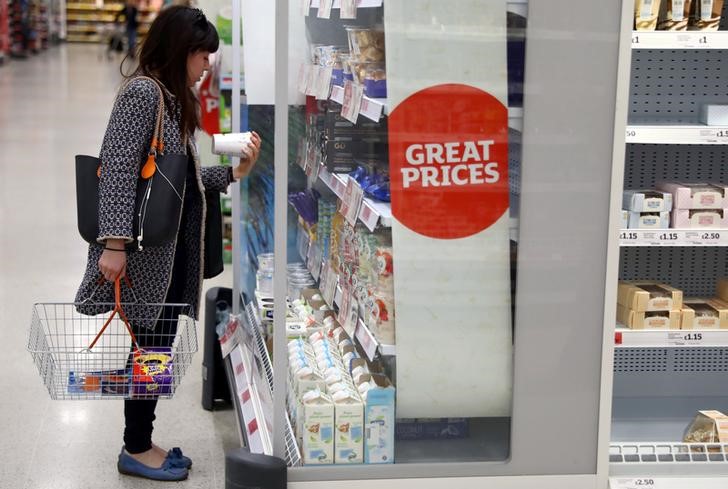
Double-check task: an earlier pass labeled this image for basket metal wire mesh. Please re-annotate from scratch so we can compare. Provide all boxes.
[27,301,197,400]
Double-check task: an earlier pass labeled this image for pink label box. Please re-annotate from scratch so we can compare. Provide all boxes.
[658,182,728,210]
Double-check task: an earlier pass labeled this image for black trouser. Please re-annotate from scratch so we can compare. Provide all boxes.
[123,238,186,454]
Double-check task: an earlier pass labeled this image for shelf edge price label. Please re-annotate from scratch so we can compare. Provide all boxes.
[341,80,364,123]
[610,477,658,489]
[657,231,679,244]
[340,0,357,19]
[317,0,333,18]
[625,127,637,141]
[667,331,705,346]
[619,230,639,243]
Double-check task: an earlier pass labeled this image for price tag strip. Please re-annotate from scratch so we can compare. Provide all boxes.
[619,229,728,246]
[615,328,728,347]
[631,31,728,49]
[626,125,728,145]
[341,80,364,123]
[340,178,365,226]
[340,0,357,19]
[610,477,659,489]
[317,0,333,18]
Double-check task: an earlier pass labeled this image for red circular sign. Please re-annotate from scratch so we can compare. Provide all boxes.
[389,84,509,239]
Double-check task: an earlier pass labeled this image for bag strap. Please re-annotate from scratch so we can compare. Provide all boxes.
[118,76,166,179]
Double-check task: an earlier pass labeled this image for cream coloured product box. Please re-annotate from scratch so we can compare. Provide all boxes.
[621,210,630,229]
[689,0,724,30]
[684,410,728,443]
[700,104,728,126]
[658,182,728,209]
[628,211,670,229]
[617,305,681,329]
[302,390,335,465]
[658,0,693,30]
[671,209,728,228]
[681,298,728,329]
[635,0,663,30]
[717,278,728,303]
[623,189,673,212]
[618,281,683,312]
[333,391,364,464]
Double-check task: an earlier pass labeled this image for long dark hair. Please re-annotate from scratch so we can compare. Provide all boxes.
[123,6,219,137]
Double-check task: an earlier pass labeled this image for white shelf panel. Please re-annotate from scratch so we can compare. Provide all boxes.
[631,31,728,50]
[619,229,728,247]
[317,163,393,228]
[615,328,728,348]
[626,125,728,145]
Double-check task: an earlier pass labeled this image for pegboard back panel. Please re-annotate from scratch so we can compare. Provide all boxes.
[624,144,728,188]
[630,49,728,124]
[619,247,728,296]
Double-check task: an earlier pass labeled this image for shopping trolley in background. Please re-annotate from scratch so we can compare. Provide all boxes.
[27,276,198,400]
[98,23,125,60]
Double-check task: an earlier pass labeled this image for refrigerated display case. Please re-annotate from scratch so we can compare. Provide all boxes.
[609,3,728,488]
[223,0,632,487]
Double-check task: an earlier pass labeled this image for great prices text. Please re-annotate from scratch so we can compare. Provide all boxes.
[401,140,499,188]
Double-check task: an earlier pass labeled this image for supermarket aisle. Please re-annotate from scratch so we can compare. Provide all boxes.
[0,45,238,489]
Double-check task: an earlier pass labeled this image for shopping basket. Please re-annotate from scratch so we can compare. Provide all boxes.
[27,276,198,400]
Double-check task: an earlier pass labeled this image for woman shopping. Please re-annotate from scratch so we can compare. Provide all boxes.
[75,6,261,482]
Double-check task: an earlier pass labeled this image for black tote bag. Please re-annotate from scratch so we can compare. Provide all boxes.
[203,190,224,279]
[75,77,186,249]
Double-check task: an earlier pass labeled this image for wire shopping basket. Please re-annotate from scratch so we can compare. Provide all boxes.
[27,276,198,400]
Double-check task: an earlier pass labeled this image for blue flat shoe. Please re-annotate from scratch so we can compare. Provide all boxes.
[118,448,189,481]
[167,447,192,469]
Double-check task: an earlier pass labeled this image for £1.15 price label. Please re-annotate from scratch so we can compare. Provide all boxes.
[668,331,706,346]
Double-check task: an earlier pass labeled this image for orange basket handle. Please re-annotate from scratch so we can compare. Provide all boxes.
[87,275,141,352]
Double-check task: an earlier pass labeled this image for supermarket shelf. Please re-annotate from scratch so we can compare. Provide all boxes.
[626,124,728,145]
[66,34,101,42]
[317,163,392,230]
[610,442,728,479]
[611,478,728,489]
[330,84,525,129]
[619,229,728,246]
[631,31,728,50]
[614,328,728,348]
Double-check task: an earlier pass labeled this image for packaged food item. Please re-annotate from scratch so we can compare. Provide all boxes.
[361,374,395,464]
[681,298,728,329]
[657,182,728,209]
[717,278,728,303]
[689,0,724,30]
[302,390,335,465]
[621,210,630,229]
[635,0,662,30]
[68,369,130,395]
[345,27,385,62]
[332,391,364,464]
[618,281,684,311]
[628,211,670,228]
[623,189,673,212]
[671,209,728,228]
[658,0,693,30]
[700,104,728,126]
[363,65,387,98]
[132,347,174,397]
[684,410,728,443]
[617,305,681,329]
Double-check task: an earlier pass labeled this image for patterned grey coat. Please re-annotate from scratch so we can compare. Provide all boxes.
[75,77,231,327]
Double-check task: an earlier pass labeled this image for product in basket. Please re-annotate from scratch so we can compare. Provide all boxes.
[623,189,673,213]
[672,209,728,228]
[657,182,728,209]
[68,369,130,395]
[618,281,683,312]
[635,0,662,30]
[689,0,724,30]
[681,298,728,329]
[627,211,670,229]
[658,0,693,30]
[132,347,174,397]
[684,410,728,444]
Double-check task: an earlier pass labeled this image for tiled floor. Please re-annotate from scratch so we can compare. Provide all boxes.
[0,45,239,489]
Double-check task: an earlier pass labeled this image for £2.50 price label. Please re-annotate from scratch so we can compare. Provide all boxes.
[611,478,658,489]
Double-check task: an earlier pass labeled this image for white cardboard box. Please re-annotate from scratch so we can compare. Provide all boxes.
[623,190,673,212]
[333,392,364,464]
[701,105,728,126]
[302,390,335,465]
[628,211,670,229]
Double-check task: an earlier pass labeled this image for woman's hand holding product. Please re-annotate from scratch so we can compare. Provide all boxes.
[232,131,261,180]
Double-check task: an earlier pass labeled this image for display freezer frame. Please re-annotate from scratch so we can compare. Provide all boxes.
[231,0,633,486]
